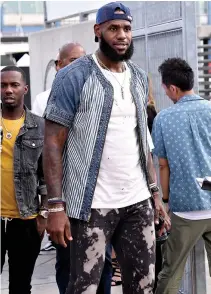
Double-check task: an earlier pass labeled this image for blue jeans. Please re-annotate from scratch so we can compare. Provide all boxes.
[55,242,112,294]
[96,243,112,294]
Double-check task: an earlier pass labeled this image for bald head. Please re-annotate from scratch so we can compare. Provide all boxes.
[58,43,86,69]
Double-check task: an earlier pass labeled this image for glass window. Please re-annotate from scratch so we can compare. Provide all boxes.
[3,1,44,14]
[198,1,208,15]
[3,2,18,14]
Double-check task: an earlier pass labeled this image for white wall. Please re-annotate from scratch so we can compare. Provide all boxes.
[29,20,97,104]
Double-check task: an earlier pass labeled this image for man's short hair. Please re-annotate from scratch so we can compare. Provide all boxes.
[1,66,26,83]
[158,58,194,91]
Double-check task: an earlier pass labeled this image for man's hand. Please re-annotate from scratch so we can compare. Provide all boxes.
[46,211,72,247]
[163,202,170,214]
[153,193,171,236]
[36,215,47,239]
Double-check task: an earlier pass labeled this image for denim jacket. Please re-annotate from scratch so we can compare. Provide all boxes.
[13,106,46,218]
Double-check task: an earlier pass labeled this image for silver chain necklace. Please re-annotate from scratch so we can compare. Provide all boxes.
[95,53,127,100]
[1,111,25,140]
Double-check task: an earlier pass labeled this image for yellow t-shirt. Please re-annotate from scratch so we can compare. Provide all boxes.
[1,116,37,219]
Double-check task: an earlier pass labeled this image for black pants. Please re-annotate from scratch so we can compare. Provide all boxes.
[66,199,155,294]
[1,218,42,294]
[154,242,163,292]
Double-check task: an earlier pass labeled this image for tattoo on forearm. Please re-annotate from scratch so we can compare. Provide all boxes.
[43,120,68,199]
[147,151,156,184]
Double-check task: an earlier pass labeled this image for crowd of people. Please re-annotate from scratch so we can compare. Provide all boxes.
[1,2,211,294]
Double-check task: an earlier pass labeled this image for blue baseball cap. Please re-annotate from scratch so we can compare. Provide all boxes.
[95,2,132,42]
[96,2,132,25]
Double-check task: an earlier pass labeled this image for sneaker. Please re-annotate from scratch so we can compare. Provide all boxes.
[41,241,56,251]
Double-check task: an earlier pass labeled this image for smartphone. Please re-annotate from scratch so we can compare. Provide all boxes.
[155,216,164,232]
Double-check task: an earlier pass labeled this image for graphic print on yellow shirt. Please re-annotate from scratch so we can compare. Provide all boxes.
[1,116,25,218]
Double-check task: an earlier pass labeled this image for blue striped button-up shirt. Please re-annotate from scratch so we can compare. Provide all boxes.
[44,55,149,221]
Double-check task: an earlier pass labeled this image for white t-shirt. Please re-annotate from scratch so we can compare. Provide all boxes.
[147,127,154,152]
[32,88,51,116]
[91,54,151,209]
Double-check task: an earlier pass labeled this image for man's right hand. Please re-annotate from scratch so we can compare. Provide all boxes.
[46,211,72,247]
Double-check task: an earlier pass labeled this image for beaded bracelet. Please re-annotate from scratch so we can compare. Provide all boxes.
[48,197,63,201]
[48,207,64,213]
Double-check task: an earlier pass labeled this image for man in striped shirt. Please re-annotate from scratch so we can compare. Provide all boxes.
[43,2,169,293]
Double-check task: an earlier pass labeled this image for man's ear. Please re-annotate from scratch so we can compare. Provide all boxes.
[94,24,101,41]
[24,85,28,95]
[170,85,177,94]
[57,59,63,69]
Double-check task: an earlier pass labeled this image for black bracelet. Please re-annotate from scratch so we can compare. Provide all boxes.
[48,199,65,205]
[162,198,169,204]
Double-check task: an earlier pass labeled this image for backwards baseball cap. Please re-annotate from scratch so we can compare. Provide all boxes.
[95,2,132,42]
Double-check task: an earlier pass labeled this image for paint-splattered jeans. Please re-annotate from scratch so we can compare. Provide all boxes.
[66,198,155,294]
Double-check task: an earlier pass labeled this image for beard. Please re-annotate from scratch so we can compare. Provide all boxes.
[2,96,23,110]
[2,100,17,110]
[99,34,134,62]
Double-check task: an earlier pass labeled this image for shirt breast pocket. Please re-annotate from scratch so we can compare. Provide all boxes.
[22,139,43,168]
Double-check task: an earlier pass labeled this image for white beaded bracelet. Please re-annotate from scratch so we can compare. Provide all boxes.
[48,207,64,213]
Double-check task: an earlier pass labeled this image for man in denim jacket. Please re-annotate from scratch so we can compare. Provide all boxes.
[1,66,48,294]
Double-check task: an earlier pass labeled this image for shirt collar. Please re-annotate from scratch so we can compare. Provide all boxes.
[177,94,203,104]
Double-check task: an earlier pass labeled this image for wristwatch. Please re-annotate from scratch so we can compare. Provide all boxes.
[150,185,159,194]
[39,208,49,219]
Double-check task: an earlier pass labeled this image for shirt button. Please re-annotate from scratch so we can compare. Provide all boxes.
[32,143,35,147]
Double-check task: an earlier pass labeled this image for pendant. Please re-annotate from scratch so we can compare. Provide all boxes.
[6,132,12,139]
[121,87,124,100]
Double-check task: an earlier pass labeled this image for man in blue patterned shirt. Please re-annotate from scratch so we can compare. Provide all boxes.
[152,58,211,294]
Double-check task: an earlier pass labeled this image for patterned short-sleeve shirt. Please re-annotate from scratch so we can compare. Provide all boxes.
[152,95,211,212]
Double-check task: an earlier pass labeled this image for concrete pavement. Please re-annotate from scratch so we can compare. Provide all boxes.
[1,250,122,294]
[1,246,210,293]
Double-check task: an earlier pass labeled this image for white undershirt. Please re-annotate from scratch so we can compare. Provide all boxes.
[147,127,154,152]
[174,211,211,220]
[92,54,150,209]
[32,88,51,117]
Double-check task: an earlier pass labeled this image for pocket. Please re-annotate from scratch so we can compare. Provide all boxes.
[22,139,43,168]
[22,139,43,148]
